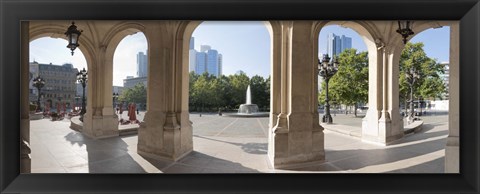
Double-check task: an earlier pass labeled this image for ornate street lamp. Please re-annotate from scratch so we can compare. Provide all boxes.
[113,92,119,112]
[65,21,83,56]
[76,68,88,121]
[405,65,420,124]
[318,54,339,124]
[396,21,414,44]
[32,76,45,112]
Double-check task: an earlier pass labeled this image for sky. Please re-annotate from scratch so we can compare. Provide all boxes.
[29,21,450,86]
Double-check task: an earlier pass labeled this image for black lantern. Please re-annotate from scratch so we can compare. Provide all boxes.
[396,21,414,44]
[76,68,88,121]
[65,22,83,56]
[32,76,46,112]
[318,54,339,124]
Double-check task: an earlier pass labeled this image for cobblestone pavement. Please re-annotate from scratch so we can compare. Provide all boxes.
[30,112,449,173]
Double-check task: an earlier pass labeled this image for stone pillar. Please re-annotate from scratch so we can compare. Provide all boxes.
[362,41,403,145]
[445,22,459,173]
[267,21,282,131]
[82,46,119,139]
[21,21,31,173]
[138,22,192,161]
[269,21,324,168]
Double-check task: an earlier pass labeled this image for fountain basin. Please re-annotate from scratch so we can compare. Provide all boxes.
[222,112,269,118]
[238,104,259,114]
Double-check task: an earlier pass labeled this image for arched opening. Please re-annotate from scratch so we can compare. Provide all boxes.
[112,31,148,125]
[317,24,370,128]
[183,21,273,171]
[28,36,89,173]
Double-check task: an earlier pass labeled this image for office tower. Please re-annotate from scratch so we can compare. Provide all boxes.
[189,49,197,72]
[207,49,219,77]
[190,44,223,77]
[190,37,195,50]
[326,33,352,58]
[200,45,211,52]
[137,51,148,77]
[196,52,207,75]
[218,54,223,77]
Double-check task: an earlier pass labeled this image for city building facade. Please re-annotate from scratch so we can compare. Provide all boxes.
[123,76,147,89]
[29,61,78,109]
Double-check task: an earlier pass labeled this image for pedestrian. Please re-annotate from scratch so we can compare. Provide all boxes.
[137,108,139,115]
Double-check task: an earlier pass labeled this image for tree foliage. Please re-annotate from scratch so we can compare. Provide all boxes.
[319,48,369,116]
[399,42,446,109]
[189,71,270,112]
[118,82,147,105]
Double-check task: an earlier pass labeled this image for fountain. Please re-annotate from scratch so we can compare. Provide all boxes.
[223,85,268,117]
[238,85,259,114]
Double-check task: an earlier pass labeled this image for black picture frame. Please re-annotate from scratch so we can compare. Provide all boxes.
[1,0,479,193]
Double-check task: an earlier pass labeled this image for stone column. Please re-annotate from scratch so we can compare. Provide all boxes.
[445,22,459,173]
[269,21,324,168]
[138,22,192,161]
[21,21,31,173]
[362,40,403,145]
[82,46,119,139]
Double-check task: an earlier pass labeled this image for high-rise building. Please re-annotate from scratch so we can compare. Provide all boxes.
[29,61,78,109]
[137,51,148,77]
[326,33,352,58]
[195,52,207,75]
[440,62,450,99]
[190,37,195,50]
[189,49,197,72]
[190,42,223,77]
[217,54,223,77]
[200,45,211,52]
[206,49,219,77]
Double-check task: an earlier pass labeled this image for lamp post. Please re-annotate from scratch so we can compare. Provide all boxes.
[318,54,339,124]
[32,76,45,112]
[405,66,420,124]
[113,92,119,112]
[65,21,83,56]
[76,68,88,121]
[396,21,414,44]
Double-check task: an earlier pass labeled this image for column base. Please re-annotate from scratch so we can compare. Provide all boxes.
[268,113,325,169]
[21,139,31,173]
[82,114,119,139]
[137,111,192,161]
[445,136,459,173]
[362,110,403,145]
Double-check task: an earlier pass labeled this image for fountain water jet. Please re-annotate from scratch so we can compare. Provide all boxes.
[222,85,268,117]
[238,85,259,114]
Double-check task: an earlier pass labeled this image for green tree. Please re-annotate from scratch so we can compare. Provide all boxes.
[399,42,446,113]
[229,72,250,109]
[118,83,147,105]
[319,49,369,117]
[250,75,269,110]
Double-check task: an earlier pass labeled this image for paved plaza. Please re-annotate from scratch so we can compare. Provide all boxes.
[30,111,449,173]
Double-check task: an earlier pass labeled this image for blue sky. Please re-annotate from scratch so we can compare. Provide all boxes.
[30,21,450,86]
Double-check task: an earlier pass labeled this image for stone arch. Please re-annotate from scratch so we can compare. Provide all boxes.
[179,21,275,115]
[390,21,455,121]
[101,21,148,111]
[313,21,379,117]
[29,22,96,70]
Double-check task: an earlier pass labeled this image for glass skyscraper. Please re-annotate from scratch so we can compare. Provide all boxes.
[137,51,148,77]
[189,39,223,77]
[326,33,352,58]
